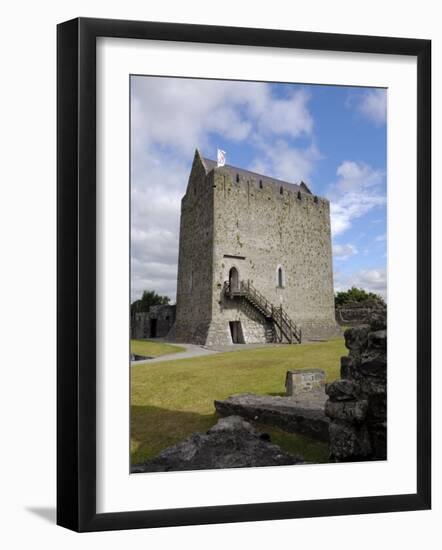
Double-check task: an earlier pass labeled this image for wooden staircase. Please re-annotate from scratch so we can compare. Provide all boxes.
[223,280,302,344]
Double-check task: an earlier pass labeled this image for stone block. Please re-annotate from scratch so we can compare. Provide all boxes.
[344,325,370,353]
[366,392,387,422]
[355,376,384,396]
[285,368,326,396]
[359,355,387,380]
[329,421,372,461]
[340,355,357,379]
[325,399,368,423]
[368,329,387,351]
[369,311,387,331]
[325,379,361,401]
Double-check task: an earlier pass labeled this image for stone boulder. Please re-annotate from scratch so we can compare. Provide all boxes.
[131,416,303,473]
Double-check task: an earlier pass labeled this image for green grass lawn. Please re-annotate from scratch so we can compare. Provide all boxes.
[131,339,186,358]
[131,338,346,465]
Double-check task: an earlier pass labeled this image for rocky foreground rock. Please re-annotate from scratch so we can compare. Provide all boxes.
[132,415,303,473]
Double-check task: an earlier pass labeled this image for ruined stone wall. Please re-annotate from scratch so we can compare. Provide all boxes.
[174,153,215,343]
[131,312,150,339]
[335,302,386,326]
[131,305,176,339]
[325,313,387,461]
[210,167,337,343]
[149,304,176,338]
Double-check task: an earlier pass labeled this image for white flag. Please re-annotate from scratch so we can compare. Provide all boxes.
[217,149,226,167]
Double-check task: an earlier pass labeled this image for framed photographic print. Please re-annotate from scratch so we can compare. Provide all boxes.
[57,17,431,532]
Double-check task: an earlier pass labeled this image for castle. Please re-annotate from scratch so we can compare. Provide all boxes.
[174,149,337,346]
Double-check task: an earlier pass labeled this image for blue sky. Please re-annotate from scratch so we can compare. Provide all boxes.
[131,76,387,302]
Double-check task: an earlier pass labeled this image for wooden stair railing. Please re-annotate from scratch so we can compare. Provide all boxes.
[223,279,302,344]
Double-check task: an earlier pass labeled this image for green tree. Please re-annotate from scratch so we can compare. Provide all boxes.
[335,287,385,308]
[131,290,170,314]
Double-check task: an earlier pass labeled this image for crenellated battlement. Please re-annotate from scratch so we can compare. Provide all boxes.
[199,154,327,208]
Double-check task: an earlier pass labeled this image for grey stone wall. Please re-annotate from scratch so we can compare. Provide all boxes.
[336,302,386,326]
[174,151,215,343]
[325,312,387,461]
[211,166,336,343]
[131,305,176,339]
[131,312,150,339]
[175,149,338,345]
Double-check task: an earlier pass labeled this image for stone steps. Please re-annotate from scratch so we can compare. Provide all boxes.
[227,280,302,343]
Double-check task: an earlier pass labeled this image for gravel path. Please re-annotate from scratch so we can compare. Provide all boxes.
[131,341,286,365]
[131,343,220,365]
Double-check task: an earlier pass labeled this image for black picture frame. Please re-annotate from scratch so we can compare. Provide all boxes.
[57,17,431,532]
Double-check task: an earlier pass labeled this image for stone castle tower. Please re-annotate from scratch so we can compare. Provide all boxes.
[174,149,337,345]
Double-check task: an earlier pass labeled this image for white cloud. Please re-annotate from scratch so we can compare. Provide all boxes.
[249,139,321,183]
[334,268,387,298]
[333,243,358,260]
[375,233,386,242]
[335,160,384,192]
[130,77,318,301]
[131,77,386,303]
[252,88,313,138]
[328,161,386,237]
[131,78,313,158]
[352,269,387,297]
[349,89,387,126]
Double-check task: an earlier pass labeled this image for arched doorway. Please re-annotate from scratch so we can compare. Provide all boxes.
[229,267,239,292]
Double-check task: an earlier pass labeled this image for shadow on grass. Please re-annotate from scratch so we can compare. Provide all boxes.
[131,404,219,465]
[131,404,329,467]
